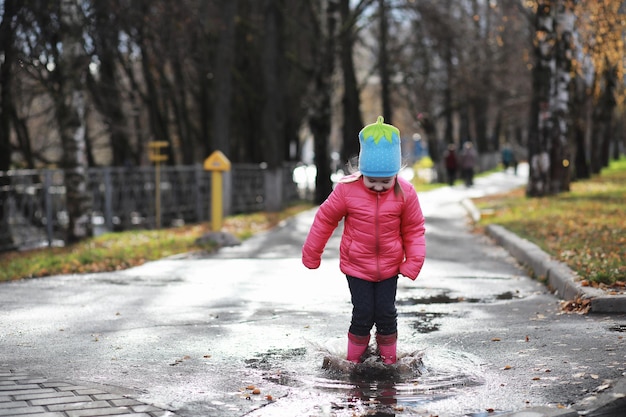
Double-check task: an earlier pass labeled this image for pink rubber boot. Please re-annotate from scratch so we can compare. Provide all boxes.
[347,332,370,363]
[376,332,398,365]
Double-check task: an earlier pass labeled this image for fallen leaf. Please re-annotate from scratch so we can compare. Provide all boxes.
[560,298,591,314]
[492,338,501,342]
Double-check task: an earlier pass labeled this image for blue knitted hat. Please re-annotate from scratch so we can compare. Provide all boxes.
[358,116,401,177]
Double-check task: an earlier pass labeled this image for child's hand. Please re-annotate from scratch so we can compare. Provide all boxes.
[399,263,418,280]
[302,258,321,269]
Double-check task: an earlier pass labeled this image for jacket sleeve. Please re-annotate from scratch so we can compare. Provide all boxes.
[302,184,347,269]
[399,188,426,280]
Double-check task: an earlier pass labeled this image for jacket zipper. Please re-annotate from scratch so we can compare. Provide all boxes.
[375,192,381,280]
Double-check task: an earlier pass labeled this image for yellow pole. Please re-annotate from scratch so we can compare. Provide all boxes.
[148,141,169,229]
[155,160,161,229]
[211,171,223,231]
[203,150,230,232]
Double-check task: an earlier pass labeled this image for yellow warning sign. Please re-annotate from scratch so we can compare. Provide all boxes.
[203,150,231,171]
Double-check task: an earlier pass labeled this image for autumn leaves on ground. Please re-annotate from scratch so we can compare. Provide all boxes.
[473,157,626,288]
[1,159,625,287]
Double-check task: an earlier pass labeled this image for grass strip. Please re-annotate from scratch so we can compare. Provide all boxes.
[0,203,313,282]
[473,158,626,286]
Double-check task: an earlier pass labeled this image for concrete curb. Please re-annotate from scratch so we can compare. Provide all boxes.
[463,197,626,417]
[461,199,626,314]
[485,224,626,314]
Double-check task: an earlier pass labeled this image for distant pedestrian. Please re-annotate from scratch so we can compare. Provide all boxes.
[443,143,458,186]
[302,116,426,365]
[459,141,478,187]
[501,145,513,171]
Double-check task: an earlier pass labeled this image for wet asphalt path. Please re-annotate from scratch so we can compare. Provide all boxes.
[2,165,626,417]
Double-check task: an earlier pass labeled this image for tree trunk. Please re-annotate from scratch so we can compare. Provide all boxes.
[311,0,337,204]
[469,0,491,153]
[261,0,285,170]
[599,67,616,170]
[0,0,18,250]
[0,0,16,172]
[571,71,590,180]
[88,0,133,167]
[57,0,92,243]
[549,1,574,193]
[261,0,286,211]
[138,14,171,157]
[339,0,363,169]
[442,0,454,147]
[528,0,573,196]
[169,57,195,164]
[211,0,238,158]
[378,0,391,123]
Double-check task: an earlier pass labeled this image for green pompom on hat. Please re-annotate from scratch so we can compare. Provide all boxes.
[358,116,401,177]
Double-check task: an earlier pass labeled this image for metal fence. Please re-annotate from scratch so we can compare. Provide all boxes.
[0,162,304,252]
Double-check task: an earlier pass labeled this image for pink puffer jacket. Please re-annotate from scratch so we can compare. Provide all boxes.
[302,173,426,281]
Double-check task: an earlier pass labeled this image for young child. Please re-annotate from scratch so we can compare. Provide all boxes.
[302,116,426,365]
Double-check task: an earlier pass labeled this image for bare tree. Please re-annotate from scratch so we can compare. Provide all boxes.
[0,0,19,250]
[308,0,338,204]
[338,0,368,165]
[86,0,134,166]
[0,0,17,172]
[527,0,574,196]
[577,0,625,174]
[55,0,93,241]
[211,0,238,158]
[378,0,392,123]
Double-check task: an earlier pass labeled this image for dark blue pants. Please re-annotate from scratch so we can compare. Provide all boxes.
[346,275,398,337]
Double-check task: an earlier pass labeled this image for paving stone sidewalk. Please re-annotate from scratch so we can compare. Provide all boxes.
[0,368,177,417]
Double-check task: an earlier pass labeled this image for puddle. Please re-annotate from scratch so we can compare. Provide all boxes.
[397,289,522,306]
[246,347,308,371]
[404,311,446,334]
[397,293,479,305]
[245,342,486,416]
[608,324,626,333]
[98,276,185,286]
[495,291,515,300]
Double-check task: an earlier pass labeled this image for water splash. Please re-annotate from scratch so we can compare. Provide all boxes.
[243,340,486,416]
[307,339,484,413]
